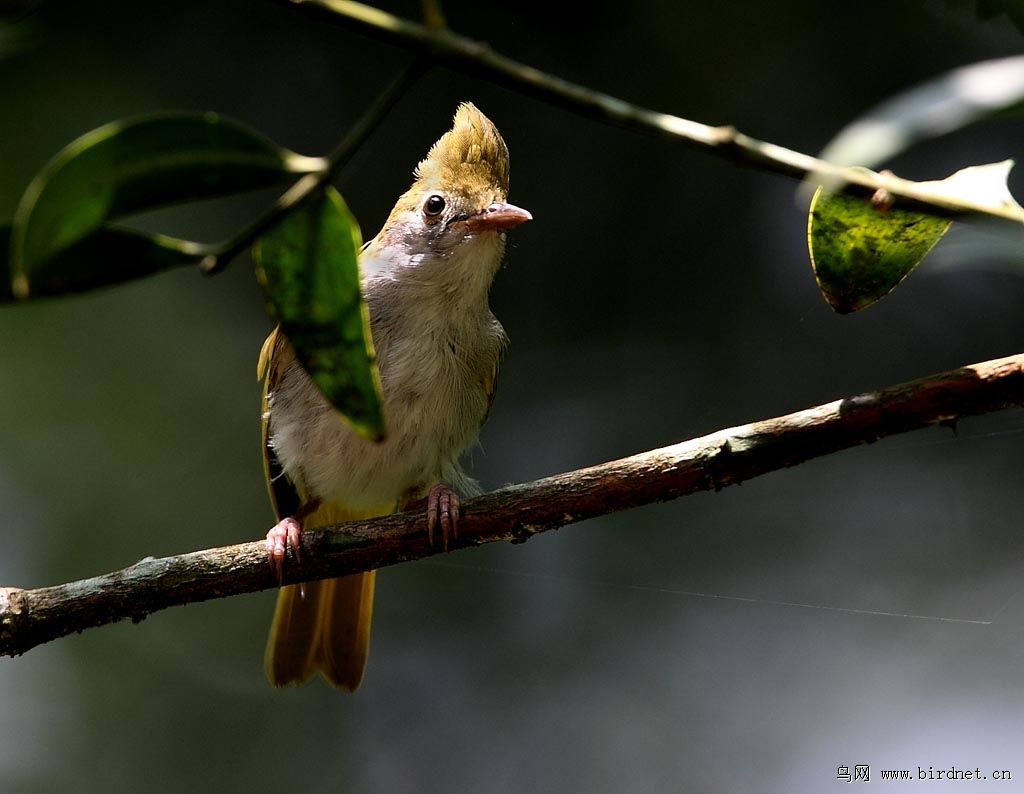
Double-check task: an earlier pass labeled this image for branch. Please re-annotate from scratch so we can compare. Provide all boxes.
[4,352,1024,657]
[198,57,423,275]
[279,0,1024,226]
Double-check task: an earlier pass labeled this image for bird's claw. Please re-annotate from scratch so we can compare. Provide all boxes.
[265,516,302,583]
[426,484,460,551]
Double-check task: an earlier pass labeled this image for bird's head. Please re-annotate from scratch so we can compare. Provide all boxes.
[366,103,531,283]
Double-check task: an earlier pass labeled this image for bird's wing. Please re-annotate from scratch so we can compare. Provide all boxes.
[258,327,301,520]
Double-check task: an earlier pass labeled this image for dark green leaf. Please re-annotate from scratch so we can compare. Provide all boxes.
[253,186,384,441]
[1,222,204,302]
[10,112,323,298]
[808,183,951,314]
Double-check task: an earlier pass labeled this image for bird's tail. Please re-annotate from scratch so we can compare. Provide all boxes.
[264,501,391,691]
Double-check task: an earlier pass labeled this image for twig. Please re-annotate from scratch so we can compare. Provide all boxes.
[279,0,1024,225]
[3,351,1024,657]
[199,58,424,275]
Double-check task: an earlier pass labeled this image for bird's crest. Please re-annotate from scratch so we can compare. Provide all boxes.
[414,103,511,198]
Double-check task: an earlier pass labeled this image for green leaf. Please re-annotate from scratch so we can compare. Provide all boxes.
[9,112,324,298]
[808,161,1024,312]
[1,222,204,303]
[253,186,384,441]
[808,170,952,314]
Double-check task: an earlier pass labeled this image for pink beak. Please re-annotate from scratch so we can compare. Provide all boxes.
[462,202,533,232]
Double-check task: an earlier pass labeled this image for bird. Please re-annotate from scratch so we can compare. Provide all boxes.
[259,102,531,690]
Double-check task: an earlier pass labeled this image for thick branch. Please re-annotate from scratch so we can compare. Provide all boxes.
[279,0,1024,225]
[3,352,1024,657]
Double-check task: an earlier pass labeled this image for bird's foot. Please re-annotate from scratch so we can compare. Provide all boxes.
[425,483,460,551]
[265,516,302,583]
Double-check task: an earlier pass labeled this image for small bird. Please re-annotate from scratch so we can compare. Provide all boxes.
[259,103,531,690]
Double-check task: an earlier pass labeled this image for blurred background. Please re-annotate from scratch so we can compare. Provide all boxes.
[3,1,1024,791]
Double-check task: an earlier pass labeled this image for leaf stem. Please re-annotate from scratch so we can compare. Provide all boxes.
[199,58,423,276]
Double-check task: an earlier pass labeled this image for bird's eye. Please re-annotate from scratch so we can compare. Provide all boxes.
[423,194,446,217]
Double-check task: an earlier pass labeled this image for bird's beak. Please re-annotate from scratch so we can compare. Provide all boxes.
[462,202,533,232]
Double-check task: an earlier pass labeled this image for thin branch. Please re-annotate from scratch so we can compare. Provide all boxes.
[4,351,1024,657]
[199,58,424,275]
[280,0,1024,226]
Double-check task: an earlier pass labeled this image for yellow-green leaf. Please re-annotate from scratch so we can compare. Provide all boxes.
[253,186,384,441]
[808,179,951,314]
[808,161,1023,313]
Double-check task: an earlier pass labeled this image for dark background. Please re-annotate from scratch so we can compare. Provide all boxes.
[2,2,1024,791]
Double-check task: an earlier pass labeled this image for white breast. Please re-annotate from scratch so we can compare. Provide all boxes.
[267,270,505,510]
